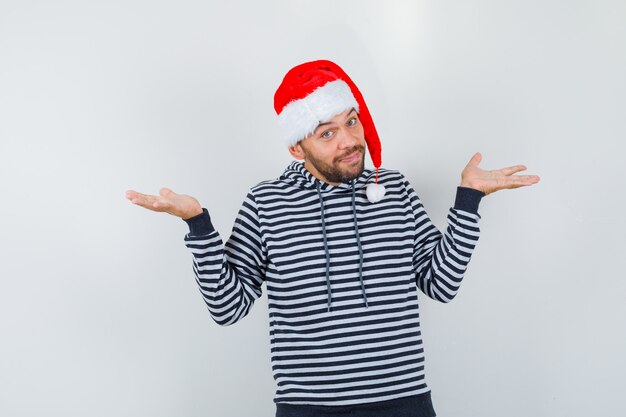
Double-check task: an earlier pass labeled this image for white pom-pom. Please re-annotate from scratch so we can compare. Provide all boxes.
[366,183,386,203]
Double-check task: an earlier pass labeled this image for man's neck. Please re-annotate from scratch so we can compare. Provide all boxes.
[303,161,341,186]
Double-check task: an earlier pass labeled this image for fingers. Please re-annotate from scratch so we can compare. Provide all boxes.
[503,175,541,189]
[499,164,527,176]
[125,190,136,201]
[125,189,170,212]
[521,174,541,184]
[125,189,148,205]
[130,192,154,208]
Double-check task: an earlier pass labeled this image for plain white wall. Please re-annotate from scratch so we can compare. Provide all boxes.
[1,0,624,416]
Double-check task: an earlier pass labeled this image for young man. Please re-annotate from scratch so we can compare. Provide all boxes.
[126,59,540,417]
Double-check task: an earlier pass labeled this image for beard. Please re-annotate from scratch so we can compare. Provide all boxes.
[303,144,366,184]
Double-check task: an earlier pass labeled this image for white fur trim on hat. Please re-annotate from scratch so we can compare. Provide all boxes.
[278,79,360,147]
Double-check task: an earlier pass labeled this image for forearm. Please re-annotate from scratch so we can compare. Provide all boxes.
[183,202,265,326]
[414,187,483,302]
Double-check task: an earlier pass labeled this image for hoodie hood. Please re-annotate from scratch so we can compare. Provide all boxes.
[278,161,375,312]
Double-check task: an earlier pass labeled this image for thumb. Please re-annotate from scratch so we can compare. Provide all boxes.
[470,152,482,166]
[159,187,176,197]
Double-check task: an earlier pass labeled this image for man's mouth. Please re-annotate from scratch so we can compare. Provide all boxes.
[340,150,361,163]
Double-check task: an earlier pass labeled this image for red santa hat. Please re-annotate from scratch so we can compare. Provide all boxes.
[274,59,383,185]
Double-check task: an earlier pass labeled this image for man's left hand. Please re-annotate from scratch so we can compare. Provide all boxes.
[460,152,540,196]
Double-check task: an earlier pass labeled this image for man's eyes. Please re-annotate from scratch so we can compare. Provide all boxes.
[319,117,358,138]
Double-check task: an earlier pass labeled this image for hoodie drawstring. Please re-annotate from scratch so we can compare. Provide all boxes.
[351,180,368,309]
[316,181,369,313]
[316,183,333,312]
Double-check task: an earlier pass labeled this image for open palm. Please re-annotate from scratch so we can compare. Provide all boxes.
[460,152,540,196]
[125,187,203,219]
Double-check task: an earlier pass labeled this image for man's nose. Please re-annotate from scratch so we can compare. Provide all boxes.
[337,127,359,148]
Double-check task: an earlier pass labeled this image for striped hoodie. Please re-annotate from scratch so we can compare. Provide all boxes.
[183,160,484,407]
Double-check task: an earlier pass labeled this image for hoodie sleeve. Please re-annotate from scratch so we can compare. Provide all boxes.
[402,176,484,303]
[183,192,267,326]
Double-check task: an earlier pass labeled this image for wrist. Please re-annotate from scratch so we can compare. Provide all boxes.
[182,207,203,220]
[454,186,485,213]
[183,208,215,235]
[460,182,484,193]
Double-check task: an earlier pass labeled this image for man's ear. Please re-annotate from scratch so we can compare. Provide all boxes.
[288,142,306,160]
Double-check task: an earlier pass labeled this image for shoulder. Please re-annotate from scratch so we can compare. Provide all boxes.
[248,178,294,194]
[374,168,424,204]
[243,178,299,209]
[375,167,410,187]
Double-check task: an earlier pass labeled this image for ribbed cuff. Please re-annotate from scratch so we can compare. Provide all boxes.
[454,186,485,213]
[183,208,215,236]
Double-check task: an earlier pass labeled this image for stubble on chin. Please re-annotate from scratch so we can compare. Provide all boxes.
[331,150,366,183]
[303,145,366,184]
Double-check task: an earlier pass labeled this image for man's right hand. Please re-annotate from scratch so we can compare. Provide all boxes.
[125,187,203,220]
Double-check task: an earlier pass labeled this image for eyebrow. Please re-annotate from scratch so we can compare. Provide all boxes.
[314,108,357,133]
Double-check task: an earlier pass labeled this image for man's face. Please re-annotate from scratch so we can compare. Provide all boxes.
[289,107,366,185]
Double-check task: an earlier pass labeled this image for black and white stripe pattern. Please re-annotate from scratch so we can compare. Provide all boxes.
[184,161,482,406]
